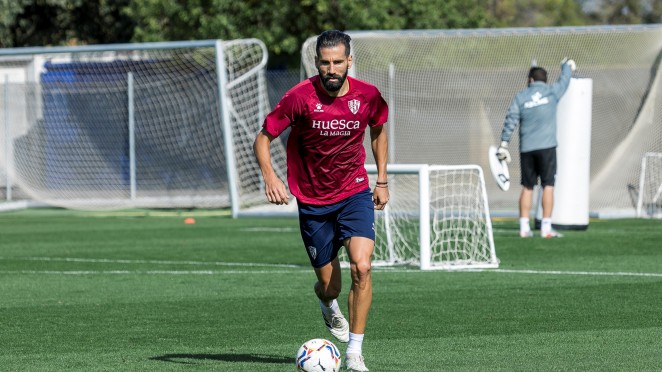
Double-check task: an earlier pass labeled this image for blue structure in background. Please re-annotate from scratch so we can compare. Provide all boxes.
[41,61,132,190]
[39,59,225,192]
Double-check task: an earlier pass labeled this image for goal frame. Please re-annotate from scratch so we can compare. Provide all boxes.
[301,25,662,218]
[0,39,275,214]
[636,152,662,218]
[365,163,498,270]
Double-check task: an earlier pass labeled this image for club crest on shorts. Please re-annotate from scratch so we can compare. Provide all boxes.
[348,99,360,114]
[307,245,317,259]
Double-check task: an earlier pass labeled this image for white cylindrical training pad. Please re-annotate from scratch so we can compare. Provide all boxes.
[536,77,593,229]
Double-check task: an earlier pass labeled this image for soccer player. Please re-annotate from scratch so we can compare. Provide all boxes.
[253,30,389,372]
[497,58,575,238]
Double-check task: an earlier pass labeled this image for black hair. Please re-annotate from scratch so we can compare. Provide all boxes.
[528,67,547,82]
[316,30,351,57]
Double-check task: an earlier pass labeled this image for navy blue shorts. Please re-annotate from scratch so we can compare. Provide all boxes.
[520,147,557,188]
[297,189,375,268]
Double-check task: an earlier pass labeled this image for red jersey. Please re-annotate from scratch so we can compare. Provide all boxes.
[263,75,388,205]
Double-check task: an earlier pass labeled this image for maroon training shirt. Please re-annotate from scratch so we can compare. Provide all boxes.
[263,75,388,205]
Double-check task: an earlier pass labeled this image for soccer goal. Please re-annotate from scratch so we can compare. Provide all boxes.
[0,39,287,214]
[301,25,662,217]
[636,152,662,218]
[338,164,498,270]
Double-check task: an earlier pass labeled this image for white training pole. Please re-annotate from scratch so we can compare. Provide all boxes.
[537,78,593,229]
[388,63,395,163]
[128,72,136,201]
[4,75,12,201]
[636,154,647,217]
[555,78,592,229]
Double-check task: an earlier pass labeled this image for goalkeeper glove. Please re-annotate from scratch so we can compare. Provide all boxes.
[561,57,576,71]
[496,141,511,163]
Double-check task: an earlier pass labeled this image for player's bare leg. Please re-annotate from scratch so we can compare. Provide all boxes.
[344,236,373,371]
[519,186,533,219]
[540,186,561,238]
[314,258,349,342]
[519,187,534,237]
[345,237,373,333]
[314,258,342,302]
[541,185,554,219]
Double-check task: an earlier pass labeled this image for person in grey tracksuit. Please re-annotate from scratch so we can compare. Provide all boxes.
[497,59,574,238]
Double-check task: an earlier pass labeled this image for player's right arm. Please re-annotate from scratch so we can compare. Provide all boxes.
[253,129,289,205]
[254,86,305,205]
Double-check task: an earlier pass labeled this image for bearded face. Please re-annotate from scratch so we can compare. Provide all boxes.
[315,45,352,93]
[320,68,348,92]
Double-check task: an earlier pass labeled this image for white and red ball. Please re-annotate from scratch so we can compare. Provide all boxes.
[295,338,341,372]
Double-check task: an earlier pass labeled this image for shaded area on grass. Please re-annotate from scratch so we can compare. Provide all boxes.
[150,353,294,365]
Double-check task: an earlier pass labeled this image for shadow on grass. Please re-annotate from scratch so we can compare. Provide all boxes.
[150,353,295,365]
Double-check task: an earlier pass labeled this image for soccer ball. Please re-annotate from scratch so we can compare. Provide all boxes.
[295,338,341,372]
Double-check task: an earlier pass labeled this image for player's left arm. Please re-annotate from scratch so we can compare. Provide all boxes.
[370,124,389,210]
[552,58,574,99]
[500,97,520,144]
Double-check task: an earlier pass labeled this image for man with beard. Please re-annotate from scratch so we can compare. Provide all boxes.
[253,30,388,372]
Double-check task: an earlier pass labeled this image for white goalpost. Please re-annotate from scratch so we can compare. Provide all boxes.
[636,152,662,218]
[240,163,499,270]
[301,25,662,217]
[0,39,287,214]
[350,164,498,270]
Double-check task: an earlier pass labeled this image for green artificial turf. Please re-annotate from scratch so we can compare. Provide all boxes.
[0,209,660,371]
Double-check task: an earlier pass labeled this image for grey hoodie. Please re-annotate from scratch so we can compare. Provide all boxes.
[500,63,572,153]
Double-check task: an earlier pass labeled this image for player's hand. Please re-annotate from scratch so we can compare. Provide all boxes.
[373,185,389,210]
[561,57,576,71]
[264,176,289,205]
[496,141,511,163]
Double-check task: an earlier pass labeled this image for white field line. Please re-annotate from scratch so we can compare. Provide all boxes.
[382,268,662,277]
[0,256,301,268]
[491,269,662,277]
[239,227,298,232]
[0,257,660,277]
[0,270,305,275]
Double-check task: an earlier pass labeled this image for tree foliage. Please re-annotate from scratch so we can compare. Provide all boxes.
[489,0,587,27]
[126,0,492,67]
[583,0,662,24]
[0,0,31,47]
[1,0,134,48]
[1,0,660,67]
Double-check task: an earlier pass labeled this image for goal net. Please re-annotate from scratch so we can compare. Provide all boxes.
[0,39,287,213]
[337,164,498,270]
[301,25,662,217]
[636,152,662,218]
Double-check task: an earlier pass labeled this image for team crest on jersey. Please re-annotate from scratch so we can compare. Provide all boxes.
[348,99,360,114]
